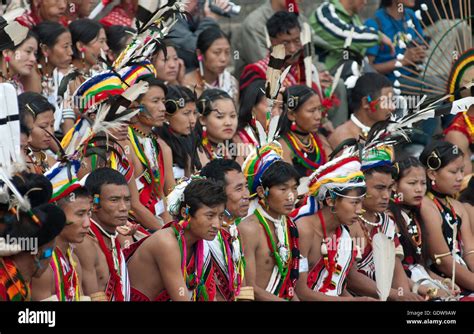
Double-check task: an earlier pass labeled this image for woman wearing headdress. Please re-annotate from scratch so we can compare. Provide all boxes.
[278,85,330,179]
[419,140,474,294]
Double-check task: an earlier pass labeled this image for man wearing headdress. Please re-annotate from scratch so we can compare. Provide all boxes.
[0,203,66,301]
[349,146,424,300]
[31,166,91,301]
[126,178,226,301]
[293,154,375,300]
[239,143,301,301]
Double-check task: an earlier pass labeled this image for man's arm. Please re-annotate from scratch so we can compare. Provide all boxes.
[153,232,192,301]
[238,218,285,301]
[31,266,55,301]
[74,237,100,296]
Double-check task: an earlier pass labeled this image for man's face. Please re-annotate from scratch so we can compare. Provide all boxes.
[224,170,250,218]
[94,184,131,228]
[363,171,394,213]
[60,196,92,244]
[189,204,225,241]
[271,27,302,65]
[263,179,299,216]
[366,87,395,123]
[138,86,167,128]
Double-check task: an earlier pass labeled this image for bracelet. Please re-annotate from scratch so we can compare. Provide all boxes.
[235,286,254,301]
[89,291,107,301]
[463,249,474,258]
[433,251,451,265]
[426,287,438,299]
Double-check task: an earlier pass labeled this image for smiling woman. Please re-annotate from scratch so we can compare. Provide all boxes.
[0,31,39,94]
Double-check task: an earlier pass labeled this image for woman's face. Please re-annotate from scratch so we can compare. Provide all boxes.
[81,28,109,66]
[154,46,179,82]
[428,156,465,195]
[37,0,67,22]
[168,101,197,136]
[395,166,427,207]
[200,98,237,142]
[44,31,73,70]
[201,37,230,76]
[5,37,38,76]
[30,111,55,150]
[138,86,167,128]
[291,94,322,133]
[252,95,282,129]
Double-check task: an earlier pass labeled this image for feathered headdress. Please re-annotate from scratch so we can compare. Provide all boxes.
[167,175,206,218]
[242,143,283,196]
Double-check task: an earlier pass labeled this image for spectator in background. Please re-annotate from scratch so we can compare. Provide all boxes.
[152,40,186,85]
[100,0,138,27]
[310,0,394,74]
[167,0,230,70]
[66,0,95,22]
[16,0,68,28]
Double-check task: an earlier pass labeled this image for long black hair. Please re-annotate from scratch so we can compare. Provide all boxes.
[389,157,427,266]
[155,85,198,172]
[105,25,136,59]
[279,85,318,136]
[196,27,229,55]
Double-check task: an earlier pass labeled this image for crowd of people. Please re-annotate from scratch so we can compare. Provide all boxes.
[0,0,474,302]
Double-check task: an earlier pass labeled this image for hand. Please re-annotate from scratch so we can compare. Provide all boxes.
[319,71,333,93]
[117,222,139,237]
[204,0,230,19]
[381,33,395,56]
[177,58,186,85]
[402,46,426,66]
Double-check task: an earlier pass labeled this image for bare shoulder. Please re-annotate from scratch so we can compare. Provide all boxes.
[328,121,351,148]
[157,138,172,154]
[148,228,178,255]
[238,214,261,234]
[295,215,315,237]
[74,234,98,264]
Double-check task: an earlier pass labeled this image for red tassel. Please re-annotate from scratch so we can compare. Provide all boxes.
[290,121,297,132]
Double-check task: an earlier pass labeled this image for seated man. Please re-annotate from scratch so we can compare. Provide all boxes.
[75,168,132,301]
[200,159,252,301]
[240,11,348,129]
[348,146,424,300]
[127,178,227,301]
[310,0,394,73]
[239,143,301,301]
[328,73,394,149]
[293,154,375,301]
[32,184,91,301]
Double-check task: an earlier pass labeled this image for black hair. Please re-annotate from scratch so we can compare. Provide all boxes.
[349,73,393,113]
[84,167,127,196]
[238,79,266,130]
[180,178,227,218]
[105,25,136,58]
[363,165,397,178]
[68,18,104,59]
[56,186,90,207]
[200,158,242,186]
[380,0,394,7]
[394,156,425,181]
[459,177,474,205]
[279,85,318,136]
[266,11,301,39]
[196,27,228,55]
[164,85,196,114]
[33,21,69,61]
[137,76,168,102]
[260,160,300,189]
[11,172,53,207]
[419,140,464,173]
[20,123,30,136]
[2,203,66,247]
[18,92,55,119]
[389,156,428,266]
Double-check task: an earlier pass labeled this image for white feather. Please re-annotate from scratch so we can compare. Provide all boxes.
[255,120,267,146]
[267,115,280,144]
[372,232,395,301]
[330,64,343,98]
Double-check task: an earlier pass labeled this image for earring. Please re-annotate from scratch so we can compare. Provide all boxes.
[80,47,86,69]
[202,125,208,146]
[197,54,204,77]
[431,180,436,188]
[290,121,297,132]
[330,206,336,214]
[4,55,10,79]
[93,194,100,205]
